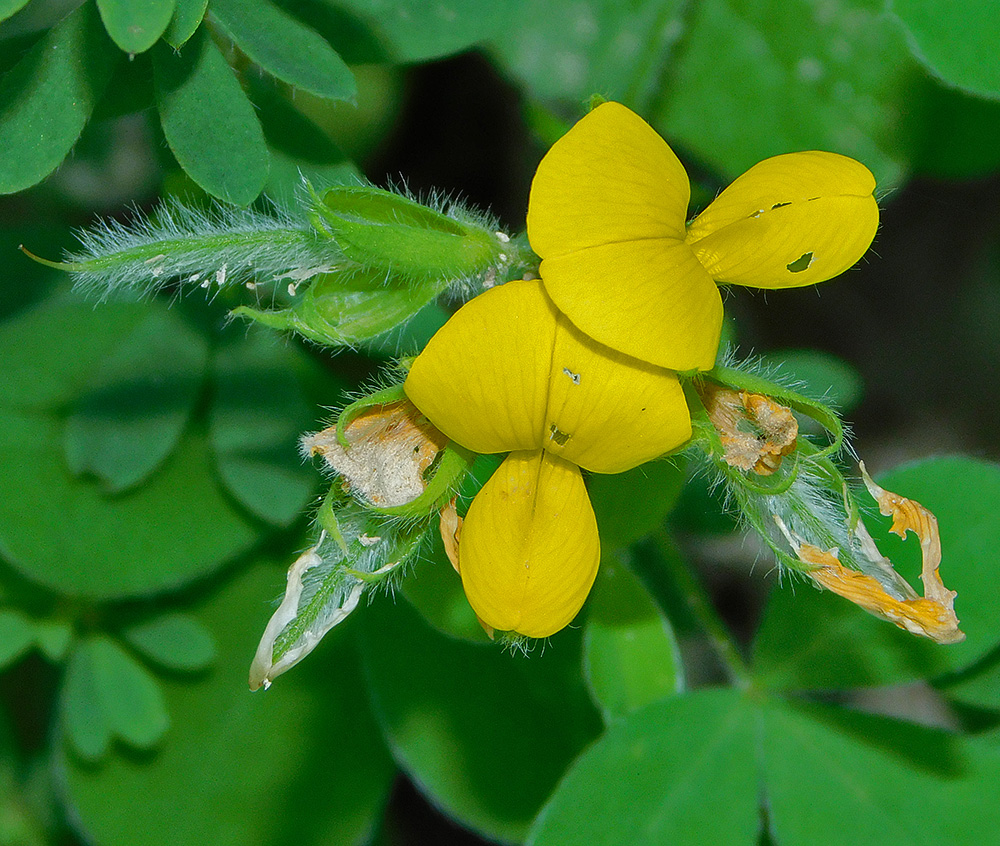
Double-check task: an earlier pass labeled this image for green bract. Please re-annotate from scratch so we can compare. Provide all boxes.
[309,185,505,282]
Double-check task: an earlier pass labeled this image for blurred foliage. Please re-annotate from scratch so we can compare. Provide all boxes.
[3,1,1000,845]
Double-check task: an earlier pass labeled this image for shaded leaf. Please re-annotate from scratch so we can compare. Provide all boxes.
[34,619,73,660]
[0,3,117,193]
[334,0,517,62]
[209,329,316,526]
[360,597,602,843]
[0,0,31,24]
[588,458,686,553]
[163,0,206,48]
[64,307,209,493]
[654,0,922,189]
[583,557,682,722]
[123,613,216,672]
[211,0,356,101]
[59,559,395,846]
[0,609,34,668]
[96,0,177,54]
[62,635,170,761]
[153,29,269,204]
[893,0,1000,100]
[527,689,759,846]
[0,409,259,599]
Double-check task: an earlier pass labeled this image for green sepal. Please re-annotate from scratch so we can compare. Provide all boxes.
[335,384,408,449]
[231,266,448,349]
[372,442,476,518]
[309,184,502,282]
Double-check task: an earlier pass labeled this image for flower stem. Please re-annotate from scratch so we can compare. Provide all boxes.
[652,528,752,689]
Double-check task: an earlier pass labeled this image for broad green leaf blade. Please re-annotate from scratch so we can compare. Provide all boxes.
[153,29,269,204]
[0,298,148,412]
[0,609,34,667]
[123,613,216,672]
[498,0,686,109]
[209,329,316,526]
[96,0,177,54]
[753,456,1000,688]
[654,0,921,189]
[62,641,112,761]
[588,459,686,553]
[0,410,259,599]
[583,557,682,722]
[360,597,602,843]
[527,689,759,846]
[210,0,356,101]
[59,560,395,846]
[753,581,949,691]
[893,0,1000,100]
[0,0,31,24]
[334,0,518,62]
[163,0,207,47]
[64,307,209,493]
[34,619,73,660]
[0,3,117,193]
[762,699,1000,846]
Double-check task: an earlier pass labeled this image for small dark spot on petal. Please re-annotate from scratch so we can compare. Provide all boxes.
[548,424,571,446]
[771,201,791,210]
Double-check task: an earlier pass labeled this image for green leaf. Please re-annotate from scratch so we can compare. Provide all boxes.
[0,3,117,193]
[0,0,31,24]
[0,609,34,668]
[360,597,602,843]
[0,298,148,413]
[163,0,207,48]
[64,307,209,493]
[527,689,759,846]
[233,267,449,348]
[0,410,259,599]
[334,0,518,62]
[153,28,269,204]
[893,0,1000,100]
[654,0,922,189]
[34,618,73,660]
[912,78,1000,178]
[122,613,216,672]
[761,349,864,414]
[753,579,950,691]
[754,456,1000,688]
[583,557,682,722]
[210,329,316,526]
[762,699,1000,846]
[59,560,395,846]
[62,635,170,761]
[96,0,177,54]
[588,458,686,553]
[210,0,356,101]
[498,0,686,108]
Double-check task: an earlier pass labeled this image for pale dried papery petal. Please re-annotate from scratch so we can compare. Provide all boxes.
[702,384,798,475]
[439,497,462,574]
[303,400,448,507]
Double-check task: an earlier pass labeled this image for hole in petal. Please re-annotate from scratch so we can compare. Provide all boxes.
[771,201,791,209]
[562,367,581,385]
[787,252,814,273]
[548,424,571,446]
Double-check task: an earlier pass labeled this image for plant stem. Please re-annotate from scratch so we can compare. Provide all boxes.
[653,528,752,689]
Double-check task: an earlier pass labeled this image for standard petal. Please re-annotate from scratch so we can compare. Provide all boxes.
[404,280,554,454]
[540,238,723,372]
[686,151,879,289]
[545,312,691,473]
[527,102,691,257]
[459,450,600,638]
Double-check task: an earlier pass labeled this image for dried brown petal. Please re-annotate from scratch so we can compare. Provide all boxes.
[439,497,463,574]
[702,384,798,475]
[303,400,448,507]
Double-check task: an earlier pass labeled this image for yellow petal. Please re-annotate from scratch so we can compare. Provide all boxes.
[540,238,723,372]
[459,450,600,638]
[686,151,879,289]
[545,311,691,473]
[404,280,554,454]
[527,101,691,257]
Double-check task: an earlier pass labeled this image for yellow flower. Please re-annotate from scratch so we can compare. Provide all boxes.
[405,279,690,637]
[527,101,880,372]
